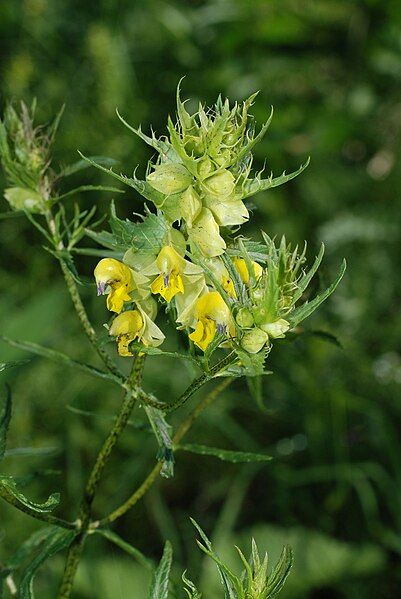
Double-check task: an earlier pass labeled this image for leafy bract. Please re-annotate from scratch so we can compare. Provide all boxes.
[178,444,272,464]
[148,541,173,599]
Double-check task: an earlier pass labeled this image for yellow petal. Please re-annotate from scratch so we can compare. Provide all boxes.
[106,285,132,314]
[234,258,263,285]
[189,318,216,351]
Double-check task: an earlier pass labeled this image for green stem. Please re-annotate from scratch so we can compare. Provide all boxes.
[164,351,236,414]
[43,208,123,381]
[58,354,145,599]
[60,261,123,380]
[96,378,232,526]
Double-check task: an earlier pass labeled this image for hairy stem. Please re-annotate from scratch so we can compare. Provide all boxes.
[97,378,232,526]
[44,208,122,381]
[58,355,145,598]
[60,261,123,380]
[165,351,236,414]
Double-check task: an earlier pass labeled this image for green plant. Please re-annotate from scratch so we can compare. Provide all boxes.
[0,85,345,598]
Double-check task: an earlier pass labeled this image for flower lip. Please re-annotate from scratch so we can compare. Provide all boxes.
[217,323,227,334]
[96,282,107,296]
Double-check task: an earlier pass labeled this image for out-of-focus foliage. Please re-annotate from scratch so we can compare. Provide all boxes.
[0,0,400,597]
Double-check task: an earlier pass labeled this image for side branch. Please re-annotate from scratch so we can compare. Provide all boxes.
[60,261,123,380]
[97,377,233,526]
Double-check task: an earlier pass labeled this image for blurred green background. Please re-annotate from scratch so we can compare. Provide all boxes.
[1,0,401,597]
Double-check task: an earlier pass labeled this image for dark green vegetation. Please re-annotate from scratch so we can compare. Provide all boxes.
[1,1,400,597]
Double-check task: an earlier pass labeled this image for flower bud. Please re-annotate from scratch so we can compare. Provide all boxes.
[260,319,290,339]
[235,307,254,328]
[202,169,235,198]
[189,208,226,257]
[241,328,269,354]
[4,187,44,213]
[233,258,263,285]
[147,163,192,195]
[197,156,214,179]
[179,186,202,228]
[205,197,248,226]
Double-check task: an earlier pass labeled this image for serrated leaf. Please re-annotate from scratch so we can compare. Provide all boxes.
[148,541,173,599]
[0,476,60,514]
[109,204,170,254]
[95,529,153,571]
[0,385,12,460]
[243,158,310,200]
[266,545,293,598]
[190,519,243,599]
[77,151,166,206]
[292,244,325,304]
[182,571,202,598]
[116,110,179,163]
[177,444,272,463]
[288,259,346,327]
[17,527,76,598]
[145,406,174,478]
[232,348,271,378]
[61,155,119,177]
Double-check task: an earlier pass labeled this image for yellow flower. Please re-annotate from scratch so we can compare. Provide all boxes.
[189,208,226,257]
[189,291,234,351]
[145,245,204,302]
[109,307,165,356]
[109,310,144,356]
[94,258,134,314]
[206,258,236,298]
[233,258,263,285]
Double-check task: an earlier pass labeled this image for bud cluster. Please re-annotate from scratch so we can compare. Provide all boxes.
[92,85,345,368]
[0,102,60,213]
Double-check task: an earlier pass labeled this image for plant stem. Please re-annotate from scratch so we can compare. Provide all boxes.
[164,351,236,414]
[58,354,145,598]
[97,378,232,526]
[60,261,123,381]
[43,208,123,381]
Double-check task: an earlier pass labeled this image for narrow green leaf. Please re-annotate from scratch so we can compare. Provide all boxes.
[55,184,124,202]
[145,407,174,478]
[288,259,346,327]
[0,359,30,373]
[148,541,173,599]
[6,527,54,570]
[243,157,310,199]
[0,476,60,514]
[182,571,202,599]
[178,444,272,464]
[190,519,243,598]
[266,545,293,598]
[95,529,153,571]
[4,446,59,459]
[292,243,325,304]
[128,343,201,369]
[17,527,76,598]
[77,151,166,206]
[61,156,119,177]
[0,385,12,459]
[0,336,122,385]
